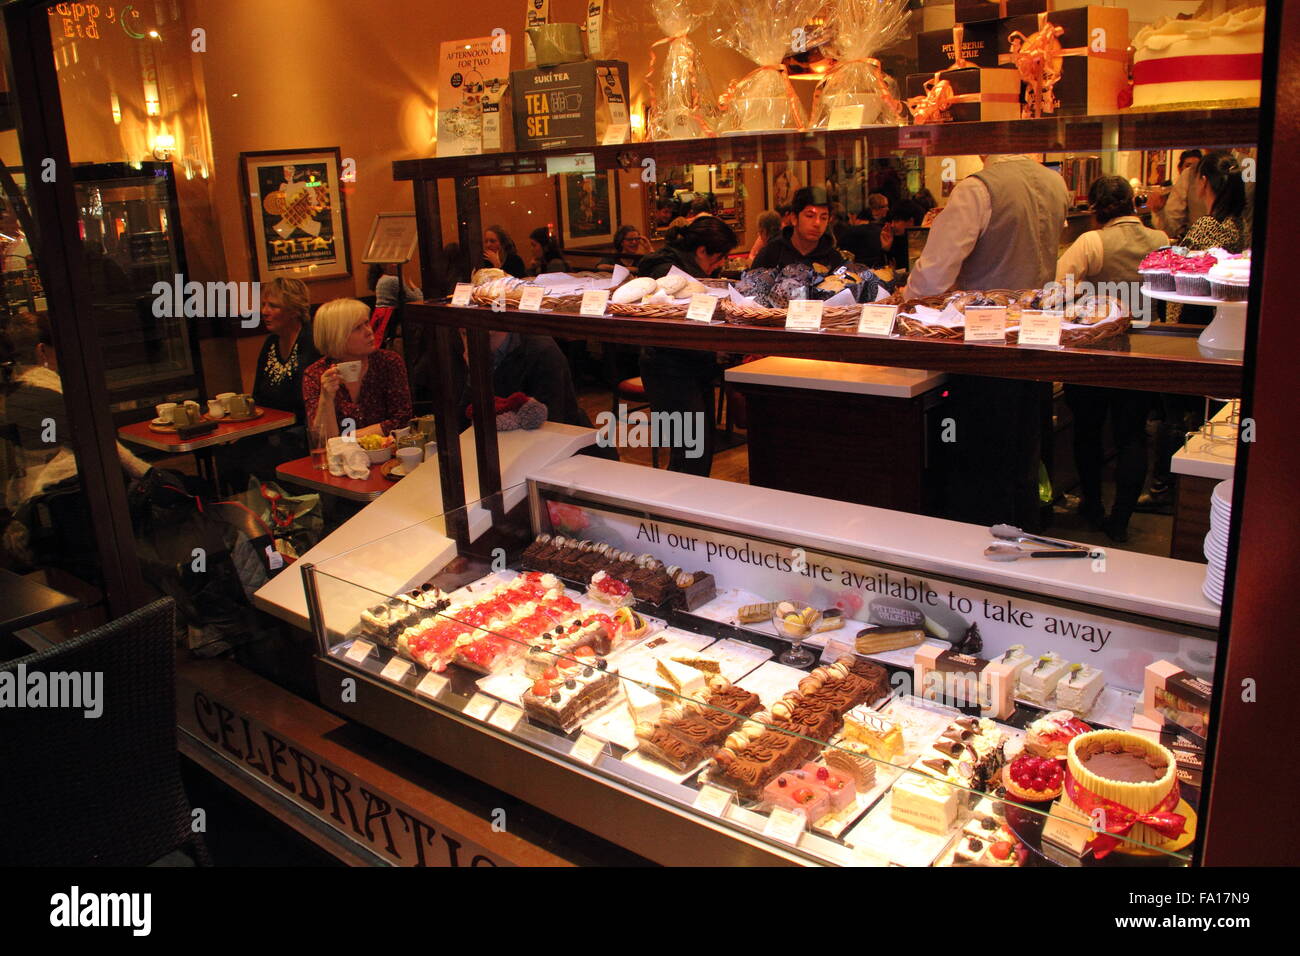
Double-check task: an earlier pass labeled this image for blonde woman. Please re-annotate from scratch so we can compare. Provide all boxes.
[302,298,412,439]
[253,277,320,422]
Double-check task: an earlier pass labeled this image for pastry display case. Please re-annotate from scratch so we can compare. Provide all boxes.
[302,461,1216,867]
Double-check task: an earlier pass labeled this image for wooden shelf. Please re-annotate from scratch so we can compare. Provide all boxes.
[393,108,1259,180]
[407,301,1243,397]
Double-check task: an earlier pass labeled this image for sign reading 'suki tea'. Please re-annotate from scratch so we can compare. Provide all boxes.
[437,36,512,157]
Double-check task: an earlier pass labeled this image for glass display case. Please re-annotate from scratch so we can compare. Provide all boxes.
[302,462,1214,867]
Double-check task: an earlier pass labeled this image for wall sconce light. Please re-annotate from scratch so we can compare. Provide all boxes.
[152,134,176,161]
[110,91,122,125]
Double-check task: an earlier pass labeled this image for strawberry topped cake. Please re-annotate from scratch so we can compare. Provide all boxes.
[587,570,635,607]
[1003,753,1064,805]
[1025,710,1093,759]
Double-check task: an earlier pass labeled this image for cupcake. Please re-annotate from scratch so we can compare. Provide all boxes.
[1002,753,1064,805]
[1138,247,1179,292]
[1173,252,1218,297]
[1207,255,1250,301]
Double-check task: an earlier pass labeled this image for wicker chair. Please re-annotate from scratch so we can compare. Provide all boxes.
[0,597,211,865]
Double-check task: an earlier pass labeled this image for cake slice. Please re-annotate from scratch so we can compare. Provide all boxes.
[624,680,663,726]
[1017,652,1071,705]
[1055,662,1105,715]
[670,654,721,676]
[890,774,959,834]
[655,657,707,702]
[842,711,905,760]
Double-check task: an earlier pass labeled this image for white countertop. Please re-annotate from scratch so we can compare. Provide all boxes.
[724,357,946,399]
[253,423,597,632]
[526,457,1220,631]
[1172,402,1238,481]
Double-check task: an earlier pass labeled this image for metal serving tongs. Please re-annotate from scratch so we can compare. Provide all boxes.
[984,523,1104,562]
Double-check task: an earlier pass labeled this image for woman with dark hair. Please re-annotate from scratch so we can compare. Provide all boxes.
[527,227,569,275]
[1182,150,1248,253]
[597,225,649,272]
[749,210,782,263]
[636,216,738,476]
[1055,176,1169,542]
[368,263,423,307]
[482,225,527,278]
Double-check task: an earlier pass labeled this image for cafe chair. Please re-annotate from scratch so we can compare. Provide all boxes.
[612,376,660,469]
[0,597,211,866]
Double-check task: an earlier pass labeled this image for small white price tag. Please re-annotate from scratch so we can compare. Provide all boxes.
[686,293,718,322]
[828,104,866,130]
[415,671,449,701]
[763,806,808,845]
[785,299,824,331]
[518,286,545,312]
[580,289,611,316]
[344,640,375,664]
[380,657,413,683]
[450,283,474,307]
[857,303,897,336]
[488,702,524,732]
[463,693,498,722]
[601,123,629,146]
[1017,311,1064,349]
[570,733,605,765]
[693,784,735,817]
[964,306,1008,343]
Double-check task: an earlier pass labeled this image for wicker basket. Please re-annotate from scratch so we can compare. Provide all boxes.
[607,301,693,319]
[721,300,866,328]
[469,287,584,312]
[891,289,1131,348]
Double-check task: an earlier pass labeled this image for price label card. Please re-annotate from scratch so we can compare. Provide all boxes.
[344,640,375,664]
[601,123,629,146]
[580,289,610,316]
[380,657,413,683]
[518,286,545,312]
[964,306,1008,343]
[785,299,824,331]
[686,293,718,322]
[415,671,449,701]
[693,784,735,817]
[488,702,524,733]
[1017,311,1064,349]
[857,303,897,336]
[763,806,807,845]
[570,733,606,766]
[463,693,498,722]
[450,283,474,307]
[828,104,866,130]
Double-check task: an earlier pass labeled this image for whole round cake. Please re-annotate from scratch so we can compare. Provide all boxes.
[1131,6,1265,108]
[1060,730,1185,852]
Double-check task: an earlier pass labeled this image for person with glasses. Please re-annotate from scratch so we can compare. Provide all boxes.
[597,225,650,273]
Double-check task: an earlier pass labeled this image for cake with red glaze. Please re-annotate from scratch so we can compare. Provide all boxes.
[1173,252,1219,297]
[1025,709,1093,759]
[1003,753,1065,805]
[1138,247,1181,292]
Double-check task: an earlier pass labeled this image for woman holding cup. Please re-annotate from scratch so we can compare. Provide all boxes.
[302,299,412,447]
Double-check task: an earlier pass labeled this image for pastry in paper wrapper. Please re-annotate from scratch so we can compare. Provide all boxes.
[645,0,722,140]
[810,0,910,128]
[713,0,824,132]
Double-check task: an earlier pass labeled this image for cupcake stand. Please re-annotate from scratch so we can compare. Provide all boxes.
[1141,286,1248,360]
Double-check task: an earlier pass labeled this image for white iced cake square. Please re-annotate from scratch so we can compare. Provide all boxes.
[1054,662,1105,715]
[1017,652,1071,705]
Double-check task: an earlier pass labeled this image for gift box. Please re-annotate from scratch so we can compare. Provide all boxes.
[956,0,1049,24]
[998,6,1129,116]
[917,22,1000,73]
[511,59,630,150]
[905,67,1021,124]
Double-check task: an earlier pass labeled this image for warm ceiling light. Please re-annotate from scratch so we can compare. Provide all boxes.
[149,30,160,38]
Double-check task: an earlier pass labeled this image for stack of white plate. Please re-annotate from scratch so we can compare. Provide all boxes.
[1203,479,1233,605]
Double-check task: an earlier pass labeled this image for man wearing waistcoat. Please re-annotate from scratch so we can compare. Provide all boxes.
[904,154,1072,530]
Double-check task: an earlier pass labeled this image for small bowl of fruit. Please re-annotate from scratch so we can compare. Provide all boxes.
[357,432,395,464]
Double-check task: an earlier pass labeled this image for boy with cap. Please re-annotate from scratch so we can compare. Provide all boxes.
[751,186,848,270]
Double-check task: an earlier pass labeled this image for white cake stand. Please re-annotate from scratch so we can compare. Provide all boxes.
[1141,285,1247,359]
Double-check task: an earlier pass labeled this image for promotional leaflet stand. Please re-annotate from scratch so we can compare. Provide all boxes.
[362,211,423,395]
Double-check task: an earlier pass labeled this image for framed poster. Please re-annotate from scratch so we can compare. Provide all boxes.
[556,170,618,248]
[240,148,351,282]
[764,161,808,211]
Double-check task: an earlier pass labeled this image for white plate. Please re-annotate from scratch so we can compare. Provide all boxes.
[620,746,710,784]
[1212,479,1234,508]
[1203,532,1229,559]
[741,659,814,708]
[1201,581,1222,606]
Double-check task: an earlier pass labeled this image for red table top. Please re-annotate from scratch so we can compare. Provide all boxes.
[118,407,296,452]
[275,455,393,502]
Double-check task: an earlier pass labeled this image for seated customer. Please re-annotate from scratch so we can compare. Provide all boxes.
[838,207,888,268]
[368,263,423,307]
[302,298,412,439]
[527,227,570,275]
[481,225,527,278]
[597,225,649,273]
[253,277,320,422]
[750,186,847,271]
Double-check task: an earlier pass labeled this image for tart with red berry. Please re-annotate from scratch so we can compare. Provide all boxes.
[1003,753,1064,805]
[587,570,635,607]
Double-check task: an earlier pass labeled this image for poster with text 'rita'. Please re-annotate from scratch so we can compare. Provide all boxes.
[437,36,511,157]
[542,499,1216,692]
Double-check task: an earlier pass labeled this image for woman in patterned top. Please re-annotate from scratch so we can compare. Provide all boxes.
[253,277,320,422]
[1182,150,1248,253]
[303,298,412,439]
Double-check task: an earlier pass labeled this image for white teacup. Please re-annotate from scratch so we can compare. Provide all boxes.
[207,399,226,419]
[336,360,363,383]
[395,447,423,475]
[156,402,177,422]
[216,392,236,412]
